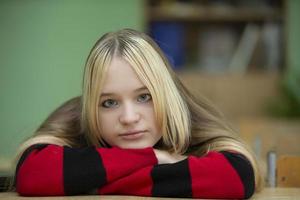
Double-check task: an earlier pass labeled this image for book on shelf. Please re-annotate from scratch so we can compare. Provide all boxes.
[149,22,185,70]
[197,25,238,73]
[262,22,282,72]
[148,21,282,73]
[228,22,281,73]
[228,23,261,73]
[196,24,280,73]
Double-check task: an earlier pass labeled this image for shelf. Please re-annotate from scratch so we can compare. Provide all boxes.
[149,5,283,22]
[147,0,285,72]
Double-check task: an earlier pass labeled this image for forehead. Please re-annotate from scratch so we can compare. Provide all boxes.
[101,57,146,93]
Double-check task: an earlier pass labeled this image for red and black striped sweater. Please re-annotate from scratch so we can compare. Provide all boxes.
[15,144,255,199]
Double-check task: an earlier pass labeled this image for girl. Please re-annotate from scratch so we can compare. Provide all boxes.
[14,29,263,198]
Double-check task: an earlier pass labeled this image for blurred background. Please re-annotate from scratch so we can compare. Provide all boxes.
[0,0,299,187]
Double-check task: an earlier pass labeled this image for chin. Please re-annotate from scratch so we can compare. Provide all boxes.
[118,142,154,149]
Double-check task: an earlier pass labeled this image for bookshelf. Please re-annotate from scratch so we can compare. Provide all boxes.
[146,0,285,73]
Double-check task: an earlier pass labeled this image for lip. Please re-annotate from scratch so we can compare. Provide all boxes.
[119,130,146,140]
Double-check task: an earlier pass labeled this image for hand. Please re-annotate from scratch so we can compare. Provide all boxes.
[153,149,187,164]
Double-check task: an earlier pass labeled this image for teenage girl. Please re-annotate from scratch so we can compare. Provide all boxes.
[15,29,262,198]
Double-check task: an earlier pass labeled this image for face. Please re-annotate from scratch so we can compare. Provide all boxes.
[98,56,161,149]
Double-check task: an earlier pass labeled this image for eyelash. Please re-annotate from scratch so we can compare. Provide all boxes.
[101,93,152,108]
[137,93,152,103]
[101,99,118,108]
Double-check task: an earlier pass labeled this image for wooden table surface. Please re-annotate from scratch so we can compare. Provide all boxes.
[1,188,299,199]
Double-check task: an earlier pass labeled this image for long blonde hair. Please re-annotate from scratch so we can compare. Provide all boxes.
[16,29,263,191]
[81,29,190,153]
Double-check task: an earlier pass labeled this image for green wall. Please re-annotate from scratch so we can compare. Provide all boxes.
[0,0,144,168]
[285,0,300,103]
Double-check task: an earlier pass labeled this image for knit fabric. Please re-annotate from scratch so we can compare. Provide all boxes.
[15,144,254,199]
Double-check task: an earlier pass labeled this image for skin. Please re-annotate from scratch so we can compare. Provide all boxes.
[98,56,186,164]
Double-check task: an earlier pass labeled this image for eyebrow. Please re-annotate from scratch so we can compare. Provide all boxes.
[100,86,149,97]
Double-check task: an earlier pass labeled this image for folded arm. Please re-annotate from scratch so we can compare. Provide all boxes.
[16,144,157,196]
[16,144,255,199]
[99,151,255,199]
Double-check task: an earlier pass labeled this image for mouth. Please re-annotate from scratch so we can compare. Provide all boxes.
[119,130,146,140]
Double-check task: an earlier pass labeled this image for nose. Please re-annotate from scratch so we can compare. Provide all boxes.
[119,102,140,125]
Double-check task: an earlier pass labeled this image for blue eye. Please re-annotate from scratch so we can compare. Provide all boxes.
[137,93,152,103]
[101,99,118,108]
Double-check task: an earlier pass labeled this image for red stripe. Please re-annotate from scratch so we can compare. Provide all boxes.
[98,147,157,182]
[98,166,153,196]
[189,152,244,199]
[16,145,64,196]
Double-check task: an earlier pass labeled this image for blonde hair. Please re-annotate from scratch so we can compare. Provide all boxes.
[16,97,83,155]
[16,29,263,191]
[81,30,190,153]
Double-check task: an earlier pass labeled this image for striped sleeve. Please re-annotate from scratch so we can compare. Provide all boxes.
[188,151,255,199]
[97,151,255,199]
[15,144,157,196]
[16,146,255,198]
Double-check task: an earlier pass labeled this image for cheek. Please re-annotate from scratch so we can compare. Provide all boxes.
[144,106,159,129]
[98,112,116,135]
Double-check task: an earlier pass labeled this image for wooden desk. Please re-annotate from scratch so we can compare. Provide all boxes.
[252,188,300,199]
[1,188,300,200]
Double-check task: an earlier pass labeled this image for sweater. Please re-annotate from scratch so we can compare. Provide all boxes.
[15,144,255,199]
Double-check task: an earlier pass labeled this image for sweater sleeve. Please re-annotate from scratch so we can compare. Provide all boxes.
[98,151,255,199]
[15,144,157,196]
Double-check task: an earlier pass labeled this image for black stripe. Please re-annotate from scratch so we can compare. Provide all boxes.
[14,144,49,186]
[221,152,255,199]
[151,159,192,197]
[63,146,106,195]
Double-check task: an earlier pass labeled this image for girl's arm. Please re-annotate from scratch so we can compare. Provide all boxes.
[98,151,255,199]
[15,144,157,196]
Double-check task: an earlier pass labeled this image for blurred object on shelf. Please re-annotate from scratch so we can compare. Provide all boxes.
[267,151,277,187]
[150,22,185,69]
[261,22,282,72]
[228,24,260,73]
[198,25,238,73]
